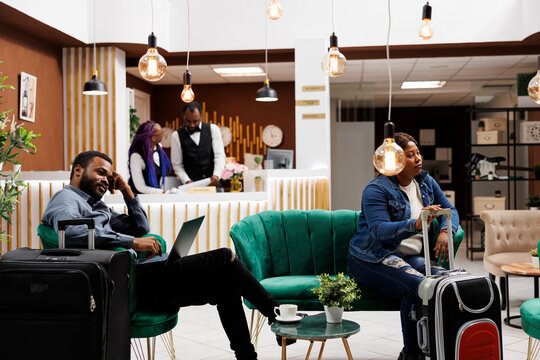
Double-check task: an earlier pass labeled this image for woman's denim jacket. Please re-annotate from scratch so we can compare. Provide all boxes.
[349,171,459,263]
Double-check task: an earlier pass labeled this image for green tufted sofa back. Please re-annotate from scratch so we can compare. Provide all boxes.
[230,209,360,281]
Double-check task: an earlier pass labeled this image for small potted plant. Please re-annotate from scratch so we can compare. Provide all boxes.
[474,169,481,180]
[487,171,494,180]
[533,163,540,180]
[312,273,361,323]
[254,175,263,192]
[531,248,539,268]
[478,120,485,132]
[526,195,540,210]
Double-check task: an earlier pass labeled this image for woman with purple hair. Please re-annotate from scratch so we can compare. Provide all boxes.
[128,120,172,194]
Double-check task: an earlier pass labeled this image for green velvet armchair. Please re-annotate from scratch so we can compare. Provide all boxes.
[37,224,178,360]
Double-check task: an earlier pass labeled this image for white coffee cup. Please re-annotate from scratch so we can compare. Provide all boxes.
[274,304,297,319]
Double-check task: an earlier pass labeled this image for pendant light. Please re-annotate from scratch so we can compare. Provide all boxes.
[138,0,167,81]
[418,1,433,40]
[321,0,346,77]
[528,56,540,104]
[83,0,107,96]
[256,0,278,102]
[181,0,195,103]
[373,0,405,176]
[266,0,282,20]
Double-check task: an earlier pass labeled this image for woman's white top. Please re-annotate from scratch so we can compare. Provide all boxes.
[129,151,164,194]
[396,179,424,255]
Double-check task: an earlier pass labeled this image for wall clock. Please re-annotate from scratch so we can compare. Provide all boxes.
[220,126,233,147]
[262,124,283,147]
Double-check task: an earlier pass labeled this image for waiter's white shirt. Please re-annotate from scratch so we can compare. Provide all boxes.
[129,151,164,194]
[171,122,226,184]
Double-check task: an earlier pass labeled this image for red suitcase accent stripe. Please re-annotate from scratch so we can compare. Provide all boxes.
[457,320,501,360]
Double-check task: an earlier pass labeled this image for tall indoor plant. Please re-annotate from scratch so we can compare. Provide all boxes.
[0,61,40,242]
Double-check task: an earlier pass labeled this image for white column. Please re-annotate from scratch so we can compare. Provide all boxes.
[113,48,128,179]
[294,39,331,170]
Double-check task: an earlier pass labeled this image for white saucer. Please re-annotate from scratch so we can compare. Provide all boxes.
[275,315,302,323]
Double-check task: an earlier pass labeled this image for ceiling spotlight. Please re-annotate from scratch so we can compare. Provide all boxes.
[419,1,433,40]
[266,0,282,20]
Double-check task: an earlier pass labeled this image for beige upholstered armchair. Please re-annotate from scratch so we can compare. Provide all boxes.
[480,210,540,308]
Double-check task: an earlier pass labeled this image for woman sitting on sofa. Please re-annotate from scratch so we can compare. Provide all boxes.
[347,132,459,360]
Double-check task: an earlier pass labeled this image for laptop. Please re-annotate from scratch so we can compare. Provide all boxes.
[136,215,205,266]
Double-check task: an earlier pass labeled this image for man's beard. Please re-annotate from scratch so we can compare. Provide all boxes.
[79,169,104,201]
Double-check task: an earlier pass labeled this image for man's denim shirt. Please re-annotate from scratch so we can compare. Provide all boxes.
[349,171,459,263]
[41,185,150,249]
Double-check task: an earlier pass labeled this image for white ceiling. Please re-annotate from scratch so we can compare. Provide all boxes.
[126,54,539,107]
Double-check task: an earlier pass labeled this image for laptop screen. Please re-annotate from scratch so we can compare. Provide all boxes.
[167,215,205,264]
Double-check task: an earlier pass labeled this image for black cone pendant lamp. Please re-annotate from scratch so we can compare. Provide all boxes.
[83,0,107,96]
[256,0,278,102]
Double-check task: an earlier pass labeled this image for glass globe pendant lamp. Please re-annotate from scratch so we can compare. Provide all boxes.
[138,33,167,81]
[321,33,347,77]
[266,0,282,20]
[181,70,195,103]
[373,121,405,176]
[528,56,540,104]
[418,2,433,40]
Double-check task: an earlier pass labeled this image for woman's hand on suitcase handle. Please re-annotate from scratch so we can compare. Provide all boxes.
[414,205,442,231]
[133,236,162,258]
[434,231,449,262]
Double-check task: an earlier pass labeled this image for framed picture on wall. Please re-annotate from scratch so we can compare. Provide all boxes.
[19,72,37,122]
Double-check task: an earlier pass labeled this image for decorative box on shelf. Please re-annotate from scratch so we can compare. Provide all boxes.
[473,196,506,215]
[520,121,540,143]
[476,130,502,144]
[481,118,507,132]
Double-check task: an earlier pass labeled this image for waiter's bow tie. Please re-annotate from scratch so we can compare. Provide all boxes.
[187,127,201,135]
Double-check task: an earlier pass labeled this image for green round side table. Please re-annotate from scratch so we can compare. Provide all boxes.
[271,316,360,360]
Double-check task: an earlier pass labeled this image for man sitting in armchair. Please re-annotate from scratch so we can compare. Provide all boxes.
[41,150,287,360]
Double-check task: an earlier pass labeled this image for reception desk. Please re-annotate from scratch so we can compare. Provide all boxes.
[0,169,330,255]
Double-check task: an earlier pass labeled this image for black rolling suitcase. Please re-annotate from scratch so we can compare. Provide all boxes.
[0,219,132,360]
[416,209,502,360]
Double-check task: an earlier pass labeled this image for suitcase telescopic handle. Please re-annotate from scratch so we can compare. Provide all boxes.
[420,209,454,276]
[57,218,95,250]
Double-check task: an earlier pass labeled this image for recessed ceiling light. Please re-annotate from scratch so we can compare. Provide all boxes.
[213,66,265,77]
[401,81,446,89]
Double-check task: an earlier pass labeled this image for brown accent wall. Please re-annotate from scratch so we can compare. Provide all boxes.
[0,23,64,170]
[152,82,296,154]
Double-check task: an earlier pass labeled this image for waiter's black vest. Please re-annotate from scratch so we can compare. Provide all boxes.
[177,122,214,181]
[128,148,163,194]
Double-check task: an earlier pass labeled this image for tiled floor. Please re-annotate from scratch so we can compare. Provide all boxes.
[145,249,535,359]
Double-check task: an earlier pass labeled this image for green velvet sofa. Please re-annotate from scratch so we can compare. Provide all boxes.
[230,209,464,312]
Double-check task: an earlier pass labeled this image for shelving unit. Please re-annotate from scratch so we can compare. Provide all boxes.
[464,107,540,260]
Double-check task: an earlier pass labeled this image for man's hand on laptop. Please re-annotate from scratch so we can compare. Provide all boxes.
[133,236,162,258]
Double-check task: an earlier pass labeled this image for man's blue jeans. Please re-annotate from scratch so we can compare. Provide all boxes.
[348,254,443,356]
